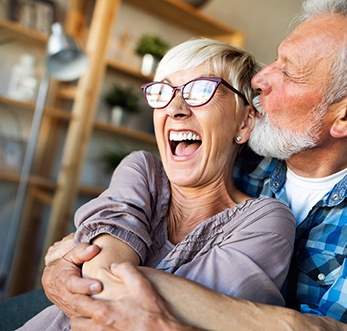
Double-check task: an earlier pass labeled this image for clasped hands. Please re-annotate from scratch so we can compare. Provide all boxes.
[42,234,185,331]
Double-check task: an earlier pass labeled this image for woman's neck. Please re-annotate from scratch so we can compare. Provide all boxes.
[167,181,248,244]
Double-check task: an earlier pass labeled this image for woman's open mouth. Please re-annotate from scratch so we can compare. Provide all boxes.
[169,131,202,157]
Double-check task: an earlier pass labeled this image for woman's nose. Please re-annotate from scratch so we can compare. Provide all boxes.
[251,65,272,96]
[164,91,192,119]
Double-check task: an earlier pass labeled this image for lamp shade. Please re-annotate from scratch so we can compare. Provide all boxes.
[46,23,89,81]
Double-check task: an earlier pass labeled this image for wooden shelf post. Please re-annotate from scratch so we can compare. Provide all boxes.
[43,0,121,254]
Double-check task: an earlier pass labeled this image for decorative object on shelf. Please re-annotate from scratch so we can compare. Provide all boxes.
[182,0,211,8]
[7,53,39,102]
[0,22,89,300]
[8,0,56,35]
[135,33,169,76]
[0,108,25,174]
[99,149,130,173]
[0,135,26,173]
[103,84,140,126]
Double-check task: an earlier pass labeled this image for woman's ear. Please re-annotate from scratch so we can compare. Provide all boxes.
[330,98,347,138]
[235,105,255,143]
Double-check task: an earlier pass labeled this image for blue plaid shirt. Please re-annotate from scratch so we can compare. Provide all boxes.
[234,146,347,322]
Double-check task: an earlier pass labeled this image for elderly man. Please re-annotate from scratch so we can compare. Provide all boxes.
[41,0,347,330]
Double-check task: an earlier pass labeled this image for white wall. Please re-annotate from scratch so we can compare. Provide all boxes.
[201,0,303,65]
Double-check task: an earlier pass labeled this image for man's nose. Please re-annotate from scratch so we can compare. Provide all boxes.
[251,65,272,96]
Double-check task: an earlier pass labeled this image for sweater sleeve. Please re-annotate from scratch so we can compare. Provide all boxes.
[73,150,169,263]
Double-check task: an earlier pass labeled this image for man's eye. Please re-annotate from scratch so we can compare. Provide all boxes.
[280,65,290,77]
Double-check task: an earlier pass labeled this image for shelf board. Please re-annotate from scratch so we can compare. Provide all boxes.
[0,95,71,121]
[0,173,56,190]
[125,0,244,46]
[78,184,104,197]
[58,59,153,101]
[94,120,157,145]
[0,18,48,45]
[57,84,78,100]
[0,172,104,197]
[107,58,153,80]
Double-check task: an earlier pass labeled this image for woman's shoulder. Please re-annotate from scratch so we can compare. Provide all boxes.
[238,197,296,239]
[122,150,164,175]
[123,150,169,192]
[220,197,295,239]
[126,150,161,165]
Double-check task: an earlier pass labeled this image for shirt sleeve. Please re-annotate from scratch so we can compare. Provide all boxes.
[298,249,347,322]
[73,150,169,263]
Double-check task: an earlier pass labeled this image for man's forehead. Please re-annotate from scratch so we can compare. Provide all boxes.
[278,16,344,63]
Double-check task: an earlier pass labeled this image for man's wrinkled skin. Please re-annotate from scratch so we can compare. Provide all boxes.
[43,238,102,318]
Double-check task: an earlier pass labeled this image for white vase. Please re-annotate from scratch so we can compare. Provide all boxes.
[111,106,128,126]
[140,54,159,76]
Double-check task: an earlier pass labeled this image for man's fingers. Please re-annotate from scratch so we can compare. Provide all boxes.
[42,243,103,317]
[45,234,75,265]
[70,299,118,327]
[110,262,155,297]
[64,243,101,265]
[71,316,118,331]
[65,272,103,295]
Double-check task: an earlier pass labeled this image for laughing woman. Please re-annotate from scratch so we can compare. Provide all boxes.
[18,38,295,330]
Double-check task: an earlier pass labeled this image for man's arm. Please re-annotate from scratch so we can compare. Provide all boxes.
[72,262,347,331]
[137,265,347,331]
[43,243,347,331]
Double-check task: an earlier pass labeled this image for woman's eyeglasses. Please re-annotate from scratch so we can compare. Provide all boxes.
[141,77,248,109]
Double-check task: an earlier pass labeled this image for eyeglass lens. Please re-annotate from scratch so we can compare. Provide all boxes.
[144,80,219,108]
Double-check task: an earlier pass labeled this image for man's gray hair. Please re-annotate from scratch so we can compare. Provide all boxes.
[299,0,347,106]
[300,0,347,20]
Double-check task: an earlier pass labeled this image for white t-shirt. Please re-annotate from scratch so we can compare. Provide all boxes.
[285,167,347,225]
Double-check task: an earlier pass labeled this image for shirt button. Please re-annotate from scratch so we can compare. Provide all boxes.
[332,194,339,201]
[273,181,279,188]
[318,273,326,281]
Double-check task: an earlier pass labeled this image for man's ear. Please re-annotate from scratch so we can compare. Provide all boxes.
[330,98,347,138]
[236,105,255,140]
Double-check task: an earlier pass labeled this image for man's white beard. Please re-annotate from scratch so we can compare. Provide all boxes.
[248,96,321,160]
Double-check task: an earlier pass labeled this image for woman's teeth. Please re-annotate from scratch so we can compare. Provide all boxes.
[169,131,201,141]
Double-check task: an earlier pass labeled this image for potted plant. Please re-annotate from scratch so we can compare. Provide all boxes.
[135,33,169,76]
[103,84,140,126]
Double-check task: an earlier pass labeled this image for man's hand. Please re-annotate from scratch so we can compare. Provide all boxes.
[71,262,202,331]
[44,233,75,265]
[42,242,103,318]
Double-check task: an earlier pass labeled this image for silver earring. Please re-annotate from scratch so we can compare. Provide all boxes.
[235,136,242,142]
